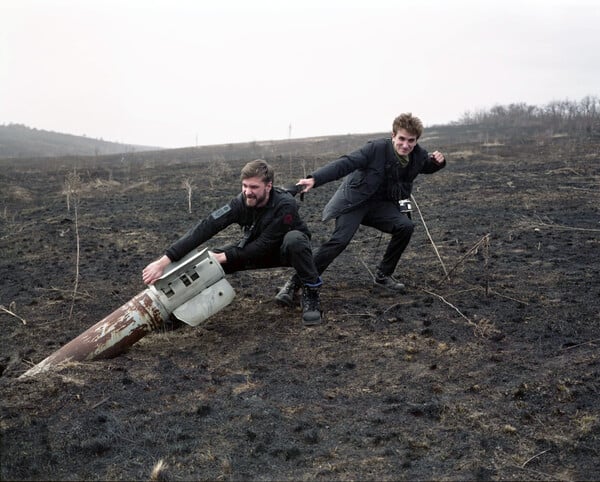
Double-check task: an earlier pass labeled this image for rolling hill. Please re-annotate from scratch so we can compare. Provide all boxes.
[0,124,161,159]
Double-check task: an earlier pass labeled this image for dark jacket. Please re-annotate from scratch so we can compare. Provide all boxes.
[165,188,310,266]
[311,138,445,221]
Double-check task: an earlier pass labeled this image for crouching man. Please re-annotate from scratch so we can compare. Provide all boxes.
[143,159,322,326]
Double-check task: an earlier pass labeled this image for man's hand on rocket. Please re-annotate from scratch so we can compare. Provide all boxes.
[211,251,227,264]
[142,255,172,285]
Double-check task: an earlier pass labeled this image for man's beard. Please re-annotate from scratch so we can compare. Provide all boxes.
[244,191,268,207]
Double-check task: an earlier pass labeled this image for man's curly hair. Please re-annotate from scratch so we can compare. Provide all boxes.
[392,113,424,139]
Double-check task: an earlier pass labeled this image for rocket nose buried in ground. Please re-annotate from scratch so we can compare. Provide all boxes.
[20,248,235,377]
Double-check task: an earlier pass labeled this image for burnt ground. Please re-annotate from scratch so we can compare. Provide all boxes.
[1,133,599,481]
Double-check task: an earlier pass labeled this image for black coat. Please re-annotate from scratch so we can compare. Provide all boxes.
[165,188,310,266]
[311,138,445,221]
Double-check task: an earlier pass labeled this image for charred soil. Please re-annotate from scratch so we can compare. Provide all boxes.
[1,133,599,481]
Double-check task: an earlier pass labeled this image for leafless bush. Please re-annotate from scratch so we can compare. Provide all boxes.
[207,159,232,188]
[6,186,33,203]
[64,169,82,320]
[182,177,194,213]
[63,170,81,213]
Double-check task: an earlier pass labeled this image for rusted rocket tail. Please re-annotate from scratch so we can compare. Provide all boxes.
[21,289,168,378]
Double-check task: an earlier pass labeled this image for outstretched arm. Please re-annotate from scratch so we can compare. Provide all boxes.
[297,142,375,192]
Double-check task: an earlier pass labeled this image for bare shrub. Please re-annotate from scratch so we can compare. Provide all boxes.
[6,186,33,203]
[64,169,82,320]
[182,177,194,213]
[207,159,232,188]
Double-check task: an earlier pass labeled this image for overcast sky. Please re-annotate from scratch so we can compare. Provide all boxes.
[1,0,598,148]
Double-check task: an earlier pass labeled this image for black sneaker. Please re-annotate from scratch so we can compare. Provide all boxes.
[301,286,322,326]
[275,277,301,307]
[374,272,406,292]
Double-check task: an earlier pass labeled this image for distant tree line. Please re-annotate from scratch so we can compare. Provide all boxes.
[454,95,600,137]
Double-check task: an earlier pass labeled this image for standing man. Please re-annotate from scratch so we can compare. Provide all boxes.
[276,113,445,305]
[143,159,323,326]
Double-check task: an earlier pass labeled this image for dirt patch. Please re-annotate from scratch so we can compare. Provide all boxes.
[1,135,599,480]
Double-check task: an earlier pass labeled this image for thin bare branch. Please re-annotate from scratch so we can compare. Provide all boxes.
[488,289,529,305]
[440,234,490,283]
[35,287,92,299]
[91,397,110,409]
[526,217,600,233]
[559,338,600,351]
[359,257,375,280]
[418,287,473,325]
[65,168,82,321]
[411,195,448,277]
[382,301,413,314]
[522,449,550,468]
[0,304,27,325]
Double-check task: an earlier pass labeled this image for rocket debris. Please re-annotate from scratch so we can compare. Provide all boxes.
[21,248,235,378]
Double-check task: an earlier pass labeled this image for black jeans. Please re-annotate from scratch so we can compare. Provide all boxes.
[218,230,320,285]
[314,200,414,276]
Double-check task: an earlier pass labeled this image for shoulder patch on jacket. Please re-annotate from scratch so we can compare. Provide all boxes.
[211,204,231,219]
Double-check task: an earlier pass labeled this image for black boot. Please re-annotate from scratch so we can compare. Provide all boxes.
[374,270,406,292]
[301,285,322,326]
[275,276,301,307]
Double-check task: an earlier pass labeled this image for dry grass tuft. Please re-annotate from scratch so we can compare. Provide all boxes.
[6,185,33,202]
[150,459,170,481]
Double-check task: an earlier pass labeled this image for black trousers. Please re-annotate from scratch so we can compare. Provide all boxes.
[218,230,320,286]
[314,200,414,276]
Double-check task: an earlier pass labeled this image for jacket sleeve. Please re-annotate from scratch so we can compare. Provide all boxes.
[311,142,375,187]
[223,199,298,266]
[165,198,238,262]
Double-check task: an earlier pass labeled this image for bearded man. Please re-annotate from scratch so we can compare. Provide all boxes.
[144,159,322,325]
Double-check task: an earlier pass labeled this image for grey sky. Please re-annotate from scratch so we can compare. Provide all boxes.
[1,0,598,148]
